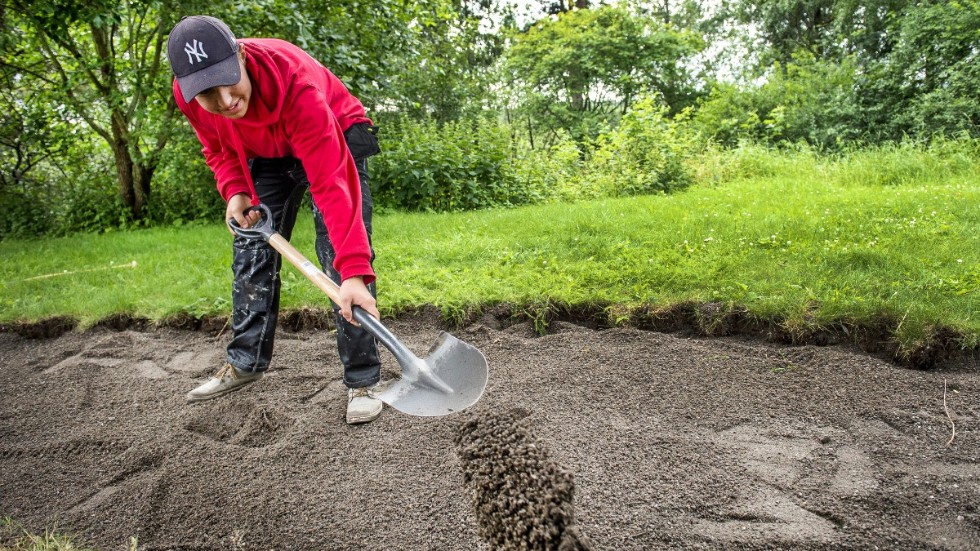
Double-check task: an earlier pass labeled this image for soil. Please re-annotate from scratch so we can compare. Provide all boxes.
[0,309,978,551]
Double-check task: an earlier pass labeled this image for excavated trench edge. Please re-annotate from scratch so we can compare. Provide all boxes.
[0,302,976,371]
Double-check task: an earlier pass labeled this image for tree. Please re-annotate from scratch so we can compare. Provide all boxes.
[690,52,862,148]
[502,4,703,144]
[878,0,980,138]
[218,0,504,121]
[376,0,508,121]
[732,0,838,65]
[0,78,69,236]
[1,0,188,220]
[0,82,65,192]
[722,0,978,143]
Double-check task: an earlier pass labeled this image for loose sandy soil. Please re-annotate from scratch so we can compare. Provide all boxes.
[1,311,977,550]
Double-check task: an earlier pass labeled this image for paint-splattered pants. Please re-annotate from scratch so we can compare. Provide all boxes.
[226,139,380,388]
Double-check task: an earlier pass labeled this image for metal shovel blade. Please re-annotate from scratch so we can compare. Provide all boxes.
[373,331,489,416]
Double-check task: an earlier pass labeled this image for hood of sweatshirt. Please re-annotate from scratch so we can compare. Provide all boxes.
[232,38,289,128]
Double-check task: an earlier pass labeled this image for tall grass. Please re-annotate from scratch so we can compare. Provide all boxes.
[0,142,977,352]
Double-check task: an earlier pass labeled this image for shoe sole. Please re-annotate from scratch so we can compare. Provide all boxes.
[186,377,261,403]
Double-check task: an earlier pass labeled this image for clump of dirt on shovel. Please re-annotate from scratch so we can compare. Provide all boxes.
[455,410,594,551]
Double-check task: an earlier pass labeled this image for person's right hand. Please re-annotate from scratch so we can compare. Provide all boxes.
[337,276,380,326]
[225,193,260,236]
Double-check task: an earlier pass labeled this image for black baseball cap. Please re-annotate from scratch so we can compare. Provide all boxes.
[167,16,241,103]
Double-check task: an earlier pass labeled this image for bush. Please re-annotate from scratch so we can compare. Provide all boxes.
[584,97,698,196]
[372,105,703,213]
[0,129,117,238]
[147,139,225,226]
[372,117,530,212]
[509,129,584,203]
[54,171,133,234]
[0,188,53,238]
[689,54,860,149]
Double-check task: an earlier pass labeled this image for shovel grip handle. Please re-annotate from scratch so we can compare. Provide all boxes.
[227,203,277,241]
[226,203,343,305]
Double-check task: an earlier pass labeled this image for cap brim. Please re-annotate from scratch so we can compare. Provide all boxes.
[177,53,242,103]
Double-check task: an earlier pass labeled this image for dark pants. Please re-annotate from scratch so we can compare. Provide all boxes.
[226,140,380,388]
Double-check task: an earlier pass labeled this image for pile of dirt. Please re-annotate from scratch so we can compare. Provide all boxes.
[0,314,977,550]
[456,410,593,550]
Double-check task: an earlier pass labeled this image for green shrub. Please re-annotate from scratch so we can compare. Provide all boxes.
[54,173,133,234]
[687,82,780,147]
[372,117,528,212]
[509,129,584,203]
[373,102,705,213]
[0,188,53,238]
[585,97,697,196]
[0,132,117,239]
[146,132,226,226]
[146,179,225,227]
[689,54,860,149]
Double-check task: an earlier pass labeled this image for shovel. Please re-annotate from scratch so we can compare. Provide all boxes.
[227,203,488,417]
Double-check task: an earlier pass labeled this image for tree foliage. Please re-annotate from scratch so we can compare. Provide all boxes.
[376,0,510,121]
[871,0,980,139]
[715,0,979,144]
[0,0,976,237]
[1,0,191,220]
[691,52,861,148]
[502,3,703,145]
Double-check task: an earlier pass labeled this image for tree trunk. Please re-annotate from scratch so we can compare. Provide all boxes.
[527,113,535,149]
[109,141,138,218]
[136,163,153,212]
[568,0,588,108]
[109,109,148,218]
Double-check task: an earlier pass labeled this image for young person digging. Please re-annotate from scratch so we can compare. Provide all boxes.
[167,15,384,424]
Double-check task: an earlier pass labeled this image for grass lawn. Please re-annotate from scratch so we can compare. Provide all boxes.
[1,162,977,357]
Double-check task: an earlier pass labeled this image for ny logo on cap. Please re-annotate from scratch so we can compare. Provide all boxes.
[184,39,208,64]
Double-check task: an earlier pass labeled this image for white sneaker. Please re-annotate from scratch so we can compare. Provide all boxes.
[346,384,383,425]
[186,363,263,402]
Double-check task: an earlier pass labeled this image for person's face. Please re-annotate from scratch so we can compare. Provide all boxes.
[194,47,251,119]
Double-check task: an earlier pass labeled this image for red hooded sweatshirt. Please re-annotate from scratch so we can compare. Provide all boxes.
[174,38,374,284]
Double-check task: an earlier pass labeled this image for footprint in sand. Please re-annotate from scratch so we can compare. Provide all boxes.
[184,400,293,448]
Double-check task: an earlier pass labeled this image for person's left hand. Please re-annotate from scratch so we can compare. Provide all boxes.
[337,276,379,326]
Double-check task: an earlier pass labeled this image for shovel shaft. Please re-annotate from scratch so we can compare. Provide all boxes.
[268,233,343,305]
[267,233,410,358]
[268,233,453,393]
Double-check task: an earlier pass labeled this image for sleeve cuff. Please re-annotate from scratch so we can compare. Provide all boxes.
[339,262,376,286]
[220,184,254,203]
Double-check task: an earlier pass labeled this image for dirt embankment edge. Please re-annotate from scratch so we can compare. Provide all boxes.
[1,301,975,371]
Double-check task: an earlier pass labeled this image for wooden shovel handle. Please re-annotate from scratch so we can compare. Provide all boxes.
[266,233,342,305]
[227,203,344,304]
[229,203,376,326]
